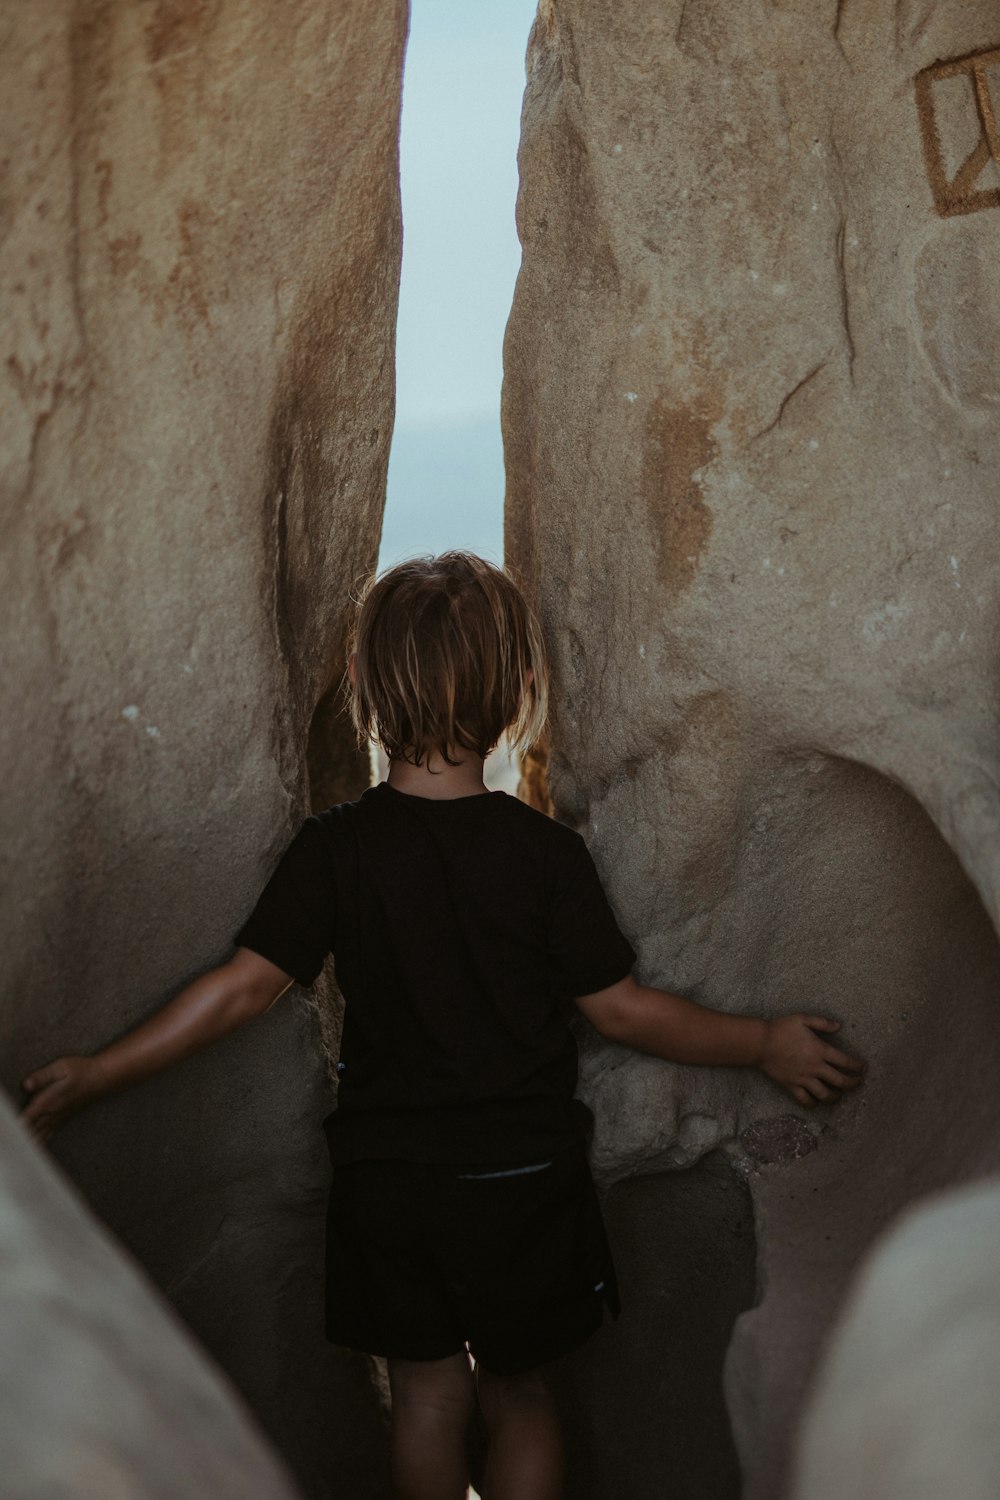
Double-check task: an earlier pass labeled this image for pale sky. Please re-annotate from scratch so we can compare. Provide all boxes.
[378,0,539,568]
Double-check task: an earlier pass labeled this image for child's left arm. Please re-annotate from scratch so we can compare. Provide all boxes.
[576,974,865,1107]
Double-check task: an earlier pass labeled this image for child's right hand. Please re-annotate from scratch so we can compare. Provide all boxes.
[17,952,292,1146]
[19,1056,105,1142]
[758,1016,866,1107]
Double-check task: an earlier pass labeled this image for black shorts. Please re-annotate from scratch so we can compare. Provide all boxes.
[323,1145,621,1375]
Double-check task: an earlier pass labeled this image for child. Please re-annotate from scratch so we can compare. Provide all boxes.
[20,551,865,1500]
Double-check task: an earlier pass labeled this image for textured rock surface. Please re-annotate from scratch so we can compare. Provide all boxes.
[551,1157,755,1500]
[790,1175,1000,1500]
[504,2,1000,1494]
[2,4,404,1494]
[0,1094,302,1499]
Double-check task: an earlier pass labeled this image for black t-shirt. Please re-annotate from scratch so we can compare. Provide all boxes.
[234,782,636,1166]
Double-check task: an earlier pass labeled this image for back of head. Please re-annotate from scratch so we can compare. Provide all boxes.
[349,551,549,767]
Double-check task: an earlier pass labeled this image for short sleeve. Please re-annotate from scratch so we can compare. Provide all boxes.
[233,817,335,988]
[546,828,636,998]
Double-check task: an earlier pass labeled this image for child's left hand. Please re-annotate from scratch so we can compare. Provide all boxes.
[759,1016,866,1106]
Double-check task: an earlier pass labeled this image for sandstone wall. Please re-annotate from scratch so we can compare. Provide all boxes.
[2,4,406,1494]
[504,3,1000,1495]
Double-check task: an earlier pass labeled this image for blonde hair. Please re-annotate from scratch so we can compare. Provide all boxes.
[348,552,549,767]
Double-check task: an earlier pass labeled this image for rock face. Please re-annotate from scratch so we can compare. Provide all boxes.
[552,1157,756,1500]
[2,4,405,1495]
[790,1175,1000,1500]
[0,1094,302,1499]
[504,3,1000,1494]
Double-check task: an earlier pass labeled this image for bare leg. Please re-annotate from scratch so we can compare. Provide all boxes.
[387,1350,476,1500]
[476,1364,565,1500]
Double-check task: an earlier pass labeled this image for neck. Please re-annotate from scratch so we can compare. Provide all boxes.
[387,748,489,800]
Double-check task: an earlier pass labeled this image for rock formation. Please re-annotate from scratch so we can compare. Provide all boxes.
[504,2,1000,1494]
[0,1093,302,1499]
[2,3,405,1493]
[790,1174,1000,1500]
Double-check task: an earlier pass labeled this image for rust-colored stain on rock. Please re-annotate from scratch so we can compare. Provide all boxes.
[642,394,717,593]
[167,201,211,328]
[915,47,1000,218]
[145,0,216,65]
[740,1115,819,1167]
[107,231,142,278]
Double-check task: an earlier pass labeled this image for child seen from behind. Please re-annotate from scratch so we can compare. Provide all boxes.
[20,551,866,1500]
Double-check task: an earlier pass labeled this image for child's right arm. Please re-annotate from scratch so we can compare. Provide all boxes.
[575,974,865,1107]
[19,947,296,1142]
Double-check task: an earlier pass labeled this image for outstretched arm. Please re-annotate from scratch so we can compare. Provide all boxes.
[19,947,295,1141]
[575,974,865,1107]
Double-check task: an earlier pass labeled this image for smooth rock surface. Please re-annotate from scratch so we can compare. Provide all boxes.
[0,1094,302,1500]
[2,4,404,1494]
[790,1175,1000,1500]
[504,3,1000,1494]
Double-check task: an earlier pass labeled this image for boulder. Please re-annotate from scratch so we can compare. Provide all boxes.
[1,3,405,1493]
[504,2,1000,1493]
[790,1175,1000,1500]
[0,1094,302,1499]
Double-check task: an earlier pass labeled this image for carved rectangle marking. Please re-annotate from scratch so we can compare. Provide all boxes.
[915,47,1000,217]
